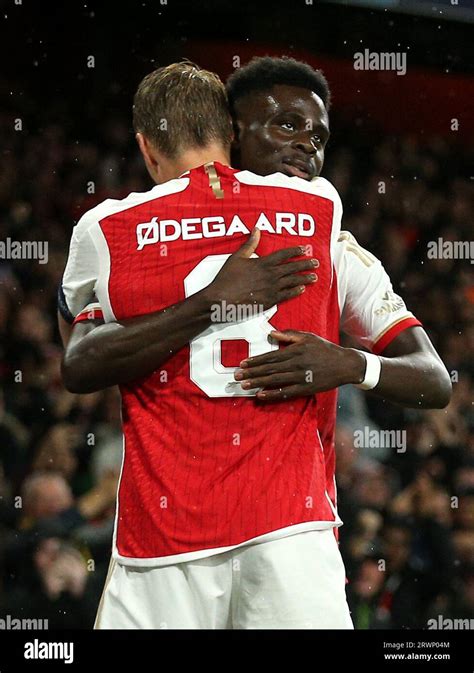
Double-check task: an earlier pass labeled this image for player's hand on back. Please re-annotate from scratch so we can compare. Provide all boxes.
[234,329,366,400]
[205,227,319,311]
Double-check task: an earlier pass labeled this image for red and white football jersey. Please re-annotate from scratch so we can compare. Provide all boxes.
[61,162,420,565]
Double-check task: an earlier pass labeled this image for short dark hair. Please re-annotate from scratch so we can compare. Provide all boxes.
[133,61,233,159]
[226,56,331,115]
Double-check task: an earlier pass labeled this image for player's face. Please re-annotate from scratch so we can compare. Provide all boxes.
[233,84,330,180]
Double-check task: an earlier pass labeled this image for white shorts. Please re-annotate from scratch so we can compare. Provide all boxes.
[95,529,353,629]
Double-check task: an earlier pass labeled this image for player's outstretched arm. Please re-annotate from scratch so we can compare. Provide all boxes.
[61,229,318,393]
[61,290,219,393]
[233,230,453,409]
[368,325,452,407]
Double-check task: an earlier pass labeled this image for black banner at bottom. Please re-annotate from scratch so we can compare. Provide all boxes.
[0,629,472,671]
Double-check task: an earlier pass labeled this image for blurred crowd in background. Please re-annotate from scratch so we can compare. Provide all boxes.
[0,102,473,628]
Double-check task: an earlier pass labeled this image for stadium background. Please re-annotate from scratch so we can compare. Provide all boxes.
[0,0,473,628]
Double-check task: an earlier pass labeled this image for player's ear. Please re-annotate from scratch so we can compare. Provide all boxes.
[136,132,161,182]
[136,133,156,165]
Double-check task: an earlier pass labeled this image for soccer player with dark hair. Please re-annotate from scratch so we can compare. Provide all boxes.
[226,56,331,180]
[223,56,452,534]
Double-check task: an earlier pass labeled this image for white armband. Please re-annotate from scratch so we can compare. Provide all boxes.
[355,352,382,390]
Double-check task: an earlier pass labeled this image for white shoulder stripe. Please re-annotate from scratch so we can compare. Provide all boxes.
[89,221,116,322]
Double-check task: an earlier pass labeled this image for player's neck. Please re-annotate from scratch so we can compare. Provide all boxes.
[160,145,231,182]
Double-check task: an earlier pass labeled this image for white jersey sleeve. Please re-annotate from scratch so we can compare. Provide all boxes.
[58,208,101,324]
[335,231,421,354]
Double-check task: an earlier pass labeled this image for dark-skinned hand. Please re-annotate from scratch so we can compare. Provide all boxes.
[234,329,366,400]
[206,227,319,310]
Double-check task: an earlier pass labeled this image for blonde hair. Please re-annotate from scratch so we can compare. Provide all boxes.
[133,61,233,158]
